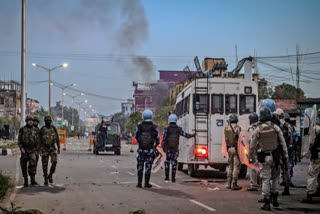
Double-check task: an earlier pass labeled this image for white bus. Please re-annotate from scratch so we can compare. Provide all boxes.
[175,73,258,177]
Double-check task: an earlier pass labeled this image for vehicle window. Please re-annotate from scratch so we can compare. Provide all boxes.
[225,95,237,114]
[109,124,120,134]
[211,94,224,114]
[183,95,190,114]
[240,95,256,114]
[193,94,209,114]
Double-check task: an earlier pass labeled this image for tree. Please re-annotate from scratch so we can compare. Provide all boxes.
[153,105,175,132]
[273,83,305,99]
[112,112,127,133]
[125,112,142,133]
[259,86,274,100]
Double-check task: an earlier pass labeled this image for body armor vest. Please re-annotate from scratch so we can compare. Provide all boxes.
[41,126,58,148]
[224,125,238,147]
[258,124,278,152]
[21,126,37,149]
[166,125,181,151]
[138,123,155,149]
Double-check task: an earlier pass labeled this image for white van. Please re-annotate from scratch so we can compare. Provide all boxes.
[175,72,258,177]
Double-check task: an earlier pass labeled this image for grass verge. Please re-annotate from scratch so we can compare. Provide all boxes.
[0,172,11,199]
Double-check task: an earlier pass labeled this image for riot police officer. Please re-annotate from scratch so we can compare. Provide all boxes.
[224,114,242,190]
[247,112,260,191]
[302,109,320,203]
[18,115,39,187]
[135,109,159,188]
[249,107,288,211]
[39,115,60,185]
[162,114,194,183]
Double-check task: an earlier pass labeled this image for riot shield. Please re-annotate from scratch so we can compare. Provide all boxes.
[152,146,167,173]
[237,131,260,172]
[301,105,317,158]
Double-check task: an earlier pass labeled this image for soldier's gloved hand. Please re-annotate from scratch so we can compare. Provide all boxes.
[57,149,60,154]
[20,148,26,154]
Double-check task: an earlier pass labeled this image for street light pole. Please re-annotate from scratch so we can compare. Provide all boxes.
[20,0,26,126]
[32,63,68,115]
[64,93,84,127]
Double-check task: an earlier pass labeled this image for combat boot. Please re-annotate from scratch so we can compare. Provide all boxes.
[48,174,53,184]
[44,175,49,186]
[231,179,242,190]
[301,194,313,203]
[30,175,38,185]
[172,172,176,183]
[23,176,28,187]
[271,192,279,207]
[136,173,142,188]
[226,177,232,189]
[282,186,290,196]
[144,174,152,188]
[261,198,271,211]
[164,176,169,182]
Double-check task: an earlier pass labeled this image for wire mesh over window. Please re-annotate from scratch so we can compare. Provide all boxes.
[240,95,256,114]
[225,95,237,114]
[193,94,209,114]
[211,94,224,114]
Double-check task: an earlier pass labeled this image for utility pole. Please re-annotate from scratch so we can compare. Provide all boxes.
[20,0,26,126]
[235,45,238,64]
[296,45,300,102]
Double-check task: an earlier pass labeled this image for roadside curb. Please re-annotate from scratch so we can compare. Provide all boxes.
[0,148,20,156]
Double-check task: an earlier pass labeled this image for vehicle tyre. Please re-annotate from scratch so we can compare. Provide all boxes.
[115,149,121,155]
[238,164,247,179]
[188,164,196,177]
[177,162,183,171]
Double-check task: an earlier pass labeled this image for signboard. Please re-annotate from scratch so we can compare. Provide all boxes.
[194,56,202,72]
[71,125,74,131]
[57,120,62,125]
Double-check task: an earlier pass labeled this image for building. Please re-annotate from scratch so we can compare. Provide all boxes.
[0,80,22,118]
[26,98,39,114]
[273,99,300,128]
[121,99,134,115]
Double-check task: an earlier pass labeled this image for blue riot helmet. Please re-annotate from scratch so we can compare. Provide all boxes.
[168,114,178,124]
[260,99,276,113]
[142,109,153,122]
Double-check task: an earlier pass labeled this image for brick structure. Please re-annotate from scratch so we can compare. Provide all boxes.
[0,81,22,119]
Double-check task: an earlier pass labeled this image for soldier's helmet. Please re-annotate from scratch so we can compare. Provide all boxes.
[25,115,34,122]
[143,109,153,122]
[248,112,258,125]
[168,114,178,124]
[229,114,238,123]
[274,108,284,119]
[44,115,52,122]
[259,107,272,122]
[260,99,276,113]
[33,116,39,123]
[284,113,290,123]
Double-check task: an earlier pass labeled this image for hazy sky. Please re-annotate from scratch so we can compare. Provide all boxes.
[1,0,320,117]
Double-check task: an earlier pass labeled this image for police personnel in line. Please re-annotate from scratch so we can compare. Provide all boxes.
[249,107,288,211]
[18,115,40,187]
[135,109,159,188]
[39,115,60,185]
[224,114,242,190]
[162,114,194,183]
[302,109,320,203]
[247,112,260,191]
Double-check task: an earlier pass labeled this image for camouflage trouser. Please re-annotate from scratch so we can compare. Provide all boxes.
[306,154,320,195]
[20,151,38,177]
[227,147,241,181]
[249,162,260,188]
[41,151,58,177]
[259,155,280,199]
[137,148,154,178]
[165,150,179,178]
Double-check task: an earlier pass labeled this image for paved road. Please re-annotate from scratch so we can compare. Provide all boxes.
[1,138,320,214]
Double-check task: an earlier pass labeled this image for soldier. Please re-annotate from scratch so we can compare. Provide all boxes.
[302,109,320,203]
[33,116,40,169]
[162,114,194,183]
[224,114,242,190]
[135,109,159,188]
[18,115,39,187]
[274,108,293,196]
[39,115,60,185]
[249,107,288,211]
[247,112,260,191]
[284,113,296,179]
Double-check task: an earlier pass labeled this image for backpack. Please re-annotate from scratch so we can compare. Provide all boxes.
[258,124,278,152]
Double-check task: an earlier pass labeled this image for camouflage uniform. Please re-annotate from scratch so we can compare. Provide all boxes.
[18,123,39,179]
[33,117,40,169]
[249,121,288,209]
[162,124,194,182]
[39,124,60,182]
[248,122,260,190]
[135,121,159,188]
[225,123,242,190]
